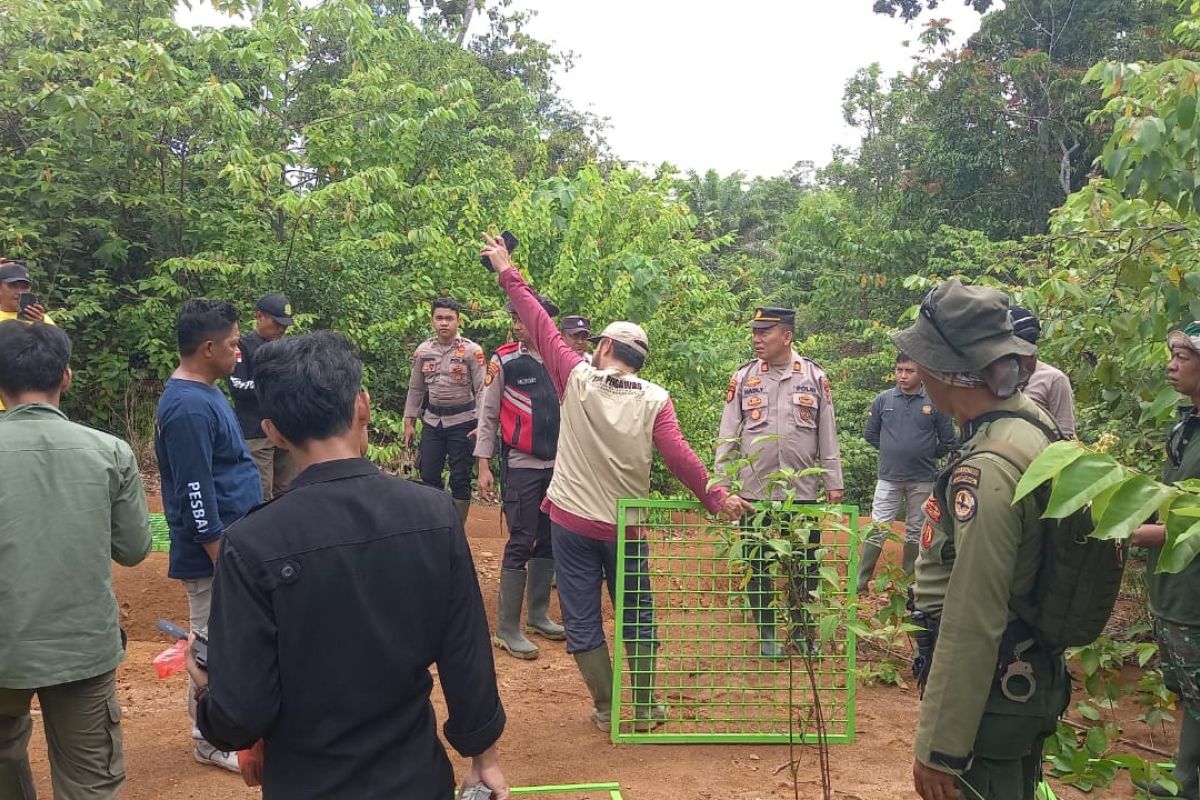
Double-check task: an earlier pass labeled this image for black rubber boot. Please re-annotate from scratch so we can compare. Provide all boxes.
[902,541,920,576]
[856,541,884,594]
[573,644,613,732]
[454,498,471,527]
[626,641,668,732]
[1135,711,1200,798]
[747,574,784,658]
[525,558,565,640]
[492,569,538,659]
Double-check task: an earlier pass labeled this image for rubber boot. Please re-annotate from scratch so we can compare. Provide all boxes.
[1136,712,1200,798]
[492,569,538,659]
[747,574,784,659]
[856,541,884,594]
[573,643,613,732]
[454,498,471,527]
[627,641,668,732]
[525,558,565,640]
[902,541,920,577]
[0,758,36,800]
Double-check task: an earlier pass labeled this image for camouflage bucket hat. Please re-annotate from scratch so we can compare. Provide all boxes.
[891,278,1036,373]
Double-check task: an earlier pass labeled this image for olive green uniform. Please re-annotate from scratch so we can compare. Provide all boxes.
[914,394,1070,799]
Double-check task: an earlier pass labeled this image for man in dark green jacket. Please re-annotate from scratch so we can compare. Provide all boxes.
[1132,322,1200,800]
[0,321,151,800]
[893,279,1070,800]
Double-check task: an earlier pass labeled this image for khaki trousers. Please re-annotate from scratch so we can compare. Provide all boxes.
[0,670,123,800]
[246,437,297,501]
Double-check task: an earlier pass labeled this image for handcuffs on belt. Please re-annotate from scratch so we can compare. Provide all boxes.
[997,638,1037,703]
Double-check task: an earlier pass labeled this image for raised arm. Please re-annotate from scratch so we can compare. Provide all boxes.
[486,235,582,396]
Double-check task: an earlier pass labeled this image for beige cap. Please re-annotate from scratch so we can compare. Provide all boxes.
[590,321,649,358]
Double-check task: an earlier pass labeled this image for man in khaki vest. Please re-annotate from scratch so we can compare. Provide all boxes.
[481,233,751,733]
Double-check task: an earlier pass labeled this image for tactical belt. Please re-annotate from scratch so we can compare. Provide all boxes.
[427,400,476,416]
[910,590,1040,703]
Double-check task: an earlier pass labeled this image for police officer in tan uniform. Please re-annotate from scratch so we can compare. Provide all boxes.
[895,280,1070,800]
[404,297,486,525]
[715,306,843,657]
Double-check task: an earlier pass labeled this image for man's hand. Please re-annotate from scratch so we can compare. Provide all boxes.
[463,745,509,800]
[913,759,961,800]
[477,461,497,503]
[480,233,514,275]
[22,303,46,323]
[1131,523,1166,548]
[720,493,754,521]
[403,419,416,450]
[202,538,220,564]
[184,634,208,695]
[826,489,844,505]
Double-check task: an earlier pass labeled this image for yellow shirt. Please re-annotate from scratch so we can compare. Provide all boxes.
[0,312,56,411]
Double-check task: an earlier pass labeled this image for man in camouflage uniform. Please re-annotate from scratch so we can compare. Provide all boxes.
[404,297,486,525]
[715,306,843,658]
[894,279,1070,800]
[1131,322,1200,799]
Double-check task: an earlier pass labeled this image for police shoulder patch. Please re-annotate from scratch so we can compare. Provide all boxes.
[952,488,978,522]
[922,494,942,523]
[921,520,935,549]
[474,349,486,367]
[950,464,982,488]
[725,376,737,404]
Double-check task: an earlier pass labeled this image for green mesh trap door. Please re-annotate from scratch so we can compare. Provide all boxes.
[611,500,859,744]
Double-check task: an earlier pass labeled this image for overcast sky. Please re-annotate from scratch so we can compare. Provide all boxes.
[177,1,984,178]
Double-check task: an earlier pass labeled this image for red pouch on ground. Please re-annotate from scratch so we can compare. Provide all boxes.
[237,740,264,786]
[152,639,188,679]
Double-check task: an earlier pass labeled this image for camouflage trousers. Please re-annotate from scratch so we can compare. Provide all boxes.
[1155,618,1200,722]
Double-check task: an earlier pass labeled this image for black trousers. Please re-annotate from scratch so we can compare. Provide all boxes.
[743,506,821,636]
[419,419,474,501]
[501,466,554,569]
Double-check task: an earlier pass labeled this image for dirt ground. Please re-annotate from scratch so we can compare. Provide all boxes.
[22,504,1153,799]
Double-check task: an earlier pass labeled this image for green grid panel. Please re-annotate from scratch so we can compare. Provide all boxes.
[611,500,859,745]
[451,783,623,799]
[149,512,170,552]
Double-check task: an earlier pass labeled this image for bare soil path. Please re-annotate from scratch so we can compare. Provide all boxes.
[22,504,1146,799]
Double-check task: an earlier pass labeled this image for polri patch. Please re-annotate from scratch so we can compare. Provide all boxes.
[725,377,737,404]
[952,488,978,522]
[821,376,832,403]
[745,376,762,387]
[922,495,942,523]
[474,350,486,368]
[950,464,981,488]
[921,520,934,549]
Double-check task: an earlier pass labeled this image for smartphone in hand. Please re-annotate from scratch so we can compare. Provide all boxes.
[156,619,209,669]
[18,292,40,320]
[480,231,519,272]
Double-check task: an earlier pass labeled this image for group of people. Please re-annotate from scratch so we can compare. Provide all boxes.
[2,239,1199,800]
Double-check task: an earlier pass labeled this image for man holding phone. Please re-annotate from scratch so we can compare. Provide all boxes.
[0,261,55,413]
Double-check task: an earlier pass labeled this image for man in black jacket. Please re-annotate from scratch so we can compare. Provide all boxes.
[189,331,509,800]
[228,293,296,500]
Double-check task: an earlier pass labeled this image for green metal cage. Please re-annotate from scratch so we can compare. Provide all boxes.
[611,500,859,745]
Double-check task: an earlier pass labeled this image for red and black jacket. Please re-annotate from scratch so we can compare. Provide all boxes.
[497,342,560,461]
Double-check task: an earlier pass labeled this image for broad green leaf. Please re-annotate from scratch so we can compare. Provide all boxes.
[1014,441,1089,502]
[1084,725,1109,757]
[1092,475,1177,540]
[1141,384,1184,422]
[1044,453,1128,519]
[1088,481,1124,526]
[1157,517,1200,574]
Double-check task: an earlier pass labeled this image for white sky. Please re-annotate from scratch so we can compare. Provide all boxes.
[177,1,985,178]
